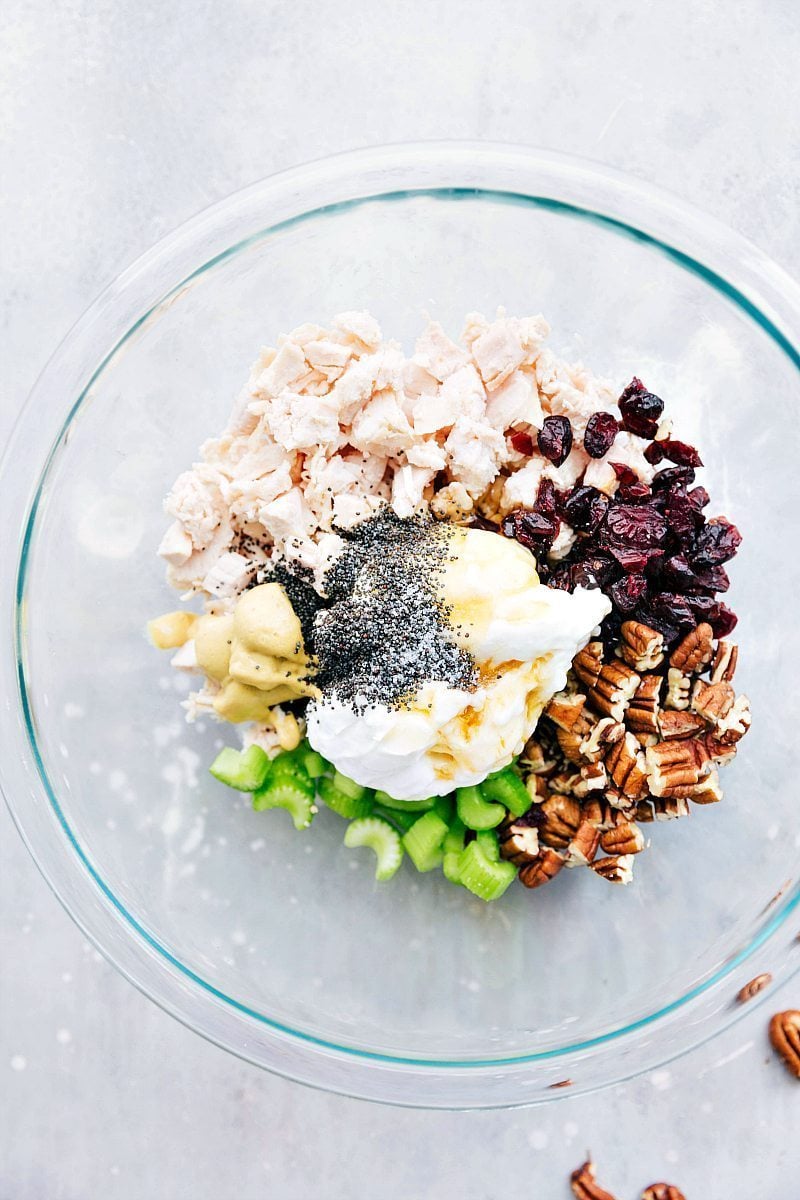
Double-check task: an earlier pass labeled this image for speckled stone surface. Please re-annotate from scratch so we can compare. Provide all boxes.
[2,2,799,1196]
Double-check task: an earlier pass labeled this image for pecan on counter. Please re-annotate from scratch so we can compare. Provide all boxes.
[715,693,752,743]
[588,660,641,722]
[670,622,714,674]
[651,796,691,821]
[645,739,706,797]
[591,854,634,884]
[570,1160,618,1200]
[641,1186,686,1200]
[768,1009,800,1079]
[664,667,691,711]
[564,819,601,867]
[691,678,735,725]
[572,640,604,690]
[572,762,608,799]
[538,793,581,849]
[518,847,566,889]
[605,732,649,799]
[544,690,589,733]
[736,972,772,1004]
[658,708,706,740]
[710,639,738,683]
[519,736,555,775]
[580,716,625,762]
[627,674,662,744]
[600,821,646,856]
[498,814,541,866]
[618,619,665,671]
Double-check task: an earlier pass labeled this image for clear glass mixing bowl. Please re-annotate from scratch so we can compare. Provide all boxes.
[3,143,799,1108]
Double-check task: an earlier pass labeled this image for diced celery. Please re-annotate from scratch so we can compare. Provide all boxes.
[456,785,505,831]
[210,745,271,792]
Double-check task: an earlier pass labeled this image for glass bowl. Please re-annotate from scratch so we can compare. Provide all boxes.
[3,143,799,1109]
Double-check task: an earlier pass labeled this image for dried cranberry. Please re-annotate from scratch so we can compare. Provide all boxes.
[535,478,559,517]
[502,508,559,553]
[537,416,573,467]
[663,488,700,542]
[561,485,609,534]
[583,412,619,458]
[650,592,696,628]
[651,466,696,491]
[710,603,738,638]
[571,554,618,590]
[606,503,668,548]
[635,605,681,646]
[659,553,697,589]
[691,518,742,567]
[609,573,648,614]
[689,563,730,592]
[600,610,624,656]
[644,438,704,468]
[609,461,639,485]
[547,563,574,591]
[607,544,661,573]
[618,381,664,438]
[509,429,535,456]
[468,515,501,532]
[617,480,652,504]
[688,486,710,511]
[685,594,717,620]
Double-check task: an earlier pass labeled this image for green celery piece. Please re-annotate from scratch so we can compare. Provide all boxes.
[298,745,328,779]
[443,817,467,856]
[374,790,434,812]
[344,817,404,881]
[457,840,517,901]
[252,775,315,830]
[475,829,501,862]
[442,851,463,886]
[402,811,449,872]
[456,785,505,831]
[210,745,271,792]
[479,768,530,817]
[431,794,455,824]
[332,770,369,801]
[372,805,418,834]
[318,777,375,819]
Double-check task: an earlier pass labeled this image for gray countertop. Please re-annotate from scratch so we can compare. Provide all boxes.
[2,2,799,1196]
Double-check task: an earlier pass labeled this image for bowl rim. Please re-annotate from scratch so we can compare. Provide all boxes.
[3,140,800,1108]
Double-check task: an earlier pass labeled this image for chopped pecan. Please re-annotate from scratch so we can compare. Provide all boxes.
[572,641,604,689]
[549,770,582,795]
[519,848,566,889]
[605,732,649,799]
[711,640,739,683]
[600,821,645,856]
[605,784,638,814]
[627,674,662,742]
[525,774,551,802]
[573,762,608,798]
[498,817,541,866]
[652,796,691,820]
[591,854,634,884]
[641,1186,686,1200]
[685,768,723,805]
[665,667,690,710]
[634,798,655,822]
[570,1160,618,1200]
[716,693,751,743]
[645,739,709,797]
[588,660,641,721]
[580,717,625,762]
[582,798,618,829]
[736,972,772,1003]
[768,1010,800,1079]
[539,793,581,849]
[545,691,589,732]
[692,679,735,725]
[670,622,713,674]
[520,737,555,774]
[565,819,601,867]
[658,709,706,740]
[476,475,505,521]
[548,1078,573,1089]
[619,620,665,670]
[557,725,590,764]
[700,731,737,766]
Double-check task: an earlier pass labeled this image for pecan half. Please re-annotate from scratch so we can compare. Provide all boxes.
[545,691,589,732]
[685,768,723,805]
[665,667,690,710]
[710,640,738,683]
[658,709,706,740]
[498,818,541,866]
[619,620,665,671]
[605,732,649,799]
[641,1186,686,1200]
[645,739,708,797]
[557,725,592,764]
[570,1160,617,1200]
[700,731,738,766]
[627,674,662,743]
[580,717,625,762]
[539,793,581,848]
[768,1010,800,1079]
[716,693,751,743]
[573,641,604,689]
[600,821,645,856]
[573,762,608,798]
[591,854,634,884]
[588,660,641,721]
[692,679,735,725]
[652,796,691,820]
[670,622,713,674]
[549,770,582,795]
[519,848,566,889]
[520,737,555,774]
[565,819,601,867]
[583,798,619,829]
[736,972,772,1004]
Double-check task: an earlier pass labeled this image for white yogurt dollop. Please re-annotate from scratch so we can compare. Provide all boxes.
[306,528,610,801]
